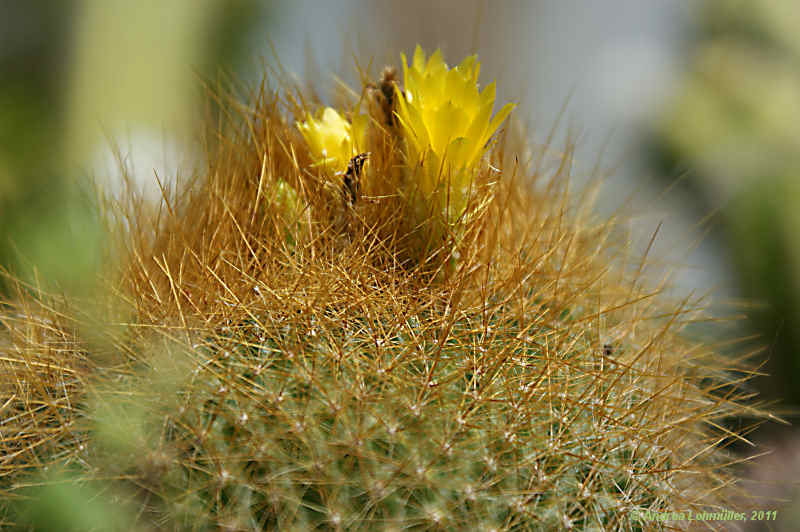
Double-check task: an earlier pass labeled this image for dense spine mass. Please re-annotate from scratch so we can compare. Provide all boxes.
[0,48,765,530]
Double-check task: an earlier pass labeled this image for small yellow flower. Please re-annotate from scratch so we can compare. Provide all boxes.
[297,107,368,173]
[395,46,514,219]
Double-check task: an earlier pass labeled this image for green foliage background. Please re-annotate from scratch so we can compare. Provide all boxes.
[0,1,266,295]
[652,0,800,408]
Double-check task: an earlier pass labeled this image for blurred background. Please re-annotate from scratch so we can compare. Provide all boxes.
[1,0,797,526]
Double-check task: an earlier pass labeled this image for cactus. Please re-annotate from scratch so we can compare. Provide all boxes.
[0,48,767,530]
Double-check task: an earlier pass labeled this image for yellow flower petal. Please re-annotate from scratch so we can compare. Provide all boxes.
[485,102,515,145]
[396,47,515,212]
[412,45,426,72]
[297,107,366,174]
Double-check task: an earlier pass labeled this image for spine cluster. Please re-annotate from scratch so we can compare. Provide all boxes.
[0,47,766,531]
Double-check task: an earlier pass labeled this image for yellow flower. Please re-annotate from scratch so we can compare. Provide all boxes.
[395,46,514,219]
[297,107,368,173]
